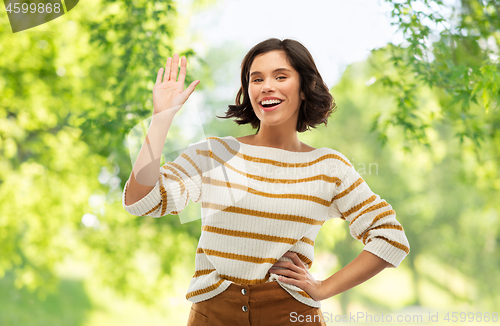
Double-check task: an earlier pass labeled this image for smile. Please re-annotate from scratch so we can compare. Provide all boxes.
[259,100,283,112]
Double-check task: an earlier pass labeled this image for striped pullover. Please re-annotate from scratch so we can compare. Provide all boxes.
[122,136,410,308]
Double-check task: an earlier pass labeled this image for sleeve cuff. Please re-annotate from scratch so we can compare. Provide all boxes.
[122,179,162,217]
[363,237,409,268]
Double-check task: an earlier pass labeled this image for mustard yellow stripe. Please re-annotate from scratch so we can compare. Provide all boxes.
[332,177,364,201]
[202,225,299,245]
[295,252,313,269]
[202,202,325,226]
[197,150,341,186]
[186,279,225,299]
[203,176,331,207]
[208,136,352,168]
[367,236,410,254]
[162,162,183,180]
[197,247,278,264]
[192,269,216,278]
[360,224,404,243]
[141,202,161,216]
[297,290,312,299]
[161,173,186,197]
[161,172,192,210]
[371,209,396,225]
[159,176,168,216]
[165,161,194,181]
[349,201,389,226]
[220,273,270,284]
[299,236,314,246]
[342,195,377,218]
[180,152,202,176]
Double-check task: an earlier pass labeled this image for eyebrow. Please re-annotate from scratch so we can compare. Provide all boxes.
[249,68,292,78]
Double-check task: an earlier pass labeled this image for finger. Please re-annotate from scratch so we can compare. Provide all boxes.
[284,252,307,268]
[178,56,187,86]
[182,80,200,98]
[269,268,299,280]
[169,53,180,81]
[155,68,164,85]
[164,57,172,82]
[272,261,303,274]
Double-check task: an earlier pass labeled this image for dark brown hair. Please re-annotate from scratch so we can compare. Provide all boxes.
[216,38,336,133]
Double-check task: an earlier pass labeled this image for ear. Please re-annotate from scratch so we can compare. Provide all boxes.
[300,91,305,101]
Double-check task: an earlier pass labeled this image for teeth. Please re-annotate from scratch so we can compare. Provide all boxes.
[261,99,282,105]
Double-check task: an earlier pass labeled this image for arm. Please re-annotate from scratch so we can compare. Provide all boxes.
[269,250,391,301]
[125,111,176,206]
[318,250,391,300]
[269,155,409,301]
[123,53,200,211]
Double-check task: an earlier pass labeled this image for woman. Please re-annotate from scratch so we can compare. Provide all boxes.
[123,38,410,325]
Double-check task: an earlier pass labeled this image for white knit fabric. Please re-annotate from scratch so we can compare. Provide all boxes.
[122,136,410,308]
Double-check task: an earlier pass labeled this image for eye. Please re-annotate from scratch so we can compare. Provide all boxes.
[252,78,262,82]
[277,76,286,80]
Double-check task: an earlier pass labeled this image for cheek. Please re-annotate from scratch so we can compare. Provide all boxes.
[248,85,258,98]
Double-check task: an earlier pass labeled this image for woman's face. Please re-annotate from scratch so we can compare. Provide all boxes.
[248,50,305,130]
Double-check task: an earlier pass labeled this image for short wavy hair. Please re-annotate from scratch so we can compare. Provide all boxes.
[216,38,336,133]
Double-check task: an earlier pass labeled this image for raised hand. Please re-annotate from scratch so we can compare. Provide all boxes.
[152,53,200,115]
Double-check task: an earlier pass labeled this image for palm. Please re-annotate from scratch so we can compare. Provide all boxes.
[152,53,199,115]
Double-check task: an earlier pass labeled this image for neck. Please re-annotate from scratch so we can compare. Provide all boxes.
[252,127,302,152]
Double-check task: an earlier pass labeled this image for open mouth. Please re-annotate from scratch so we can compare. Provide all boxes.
[259,100,283,112]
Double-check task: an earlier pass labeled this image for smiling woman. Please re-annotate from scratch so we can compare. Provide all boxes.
[217,38,336,153]
[122,38,410,326]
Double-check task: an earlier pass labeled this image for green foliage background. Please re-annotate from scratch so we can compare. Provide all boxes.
[0,0,498,324]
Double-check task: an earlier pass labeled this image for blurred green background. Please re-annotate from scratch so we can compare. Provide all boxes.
[1,0,499,325]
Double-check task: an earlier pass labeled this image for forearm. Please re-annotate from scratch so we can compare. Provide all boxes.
[125,110,176,206]
[319,250,392,300]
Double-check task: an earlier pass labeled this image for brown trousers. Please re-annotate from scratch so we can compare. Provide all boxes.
[187,281,327,326]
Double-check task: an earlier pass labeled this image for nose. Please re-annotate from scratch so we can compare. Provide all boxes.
[261,79,275,93]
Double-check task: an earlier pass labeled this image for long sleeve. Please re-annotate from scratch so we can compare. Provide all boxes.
[122,143,203,217]
[328,161,410,268]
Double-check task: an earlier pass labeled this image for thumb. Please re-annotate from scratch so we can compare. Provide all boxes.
[182,80,200,98]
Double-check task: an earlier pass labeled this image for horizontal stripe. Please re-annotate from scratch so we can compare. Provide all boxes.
[197,248,278,265]
[371,209,396,225]
[202,202,325,226]
[141,202,161,216]
[192,269,216,278]
[180,152,202,176]
[360,224,404,243]
[299,237,314,246]
[186,279,225,299]
[161,172,186,196]
[298,291,312,299]
[349,201,389,226]
[209,136,352,168]
[341,195,376,218]
[159,177,168,216]
[220,273,270,284]
[200,226,313,246]
[295,252,313,269]
[165,159,201,181]
[162,162,183,180]
[202,176,331,207]
[332,177,364,201]
[367,236,410,254]
[197,150,341,186]
[202,225,299,245]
